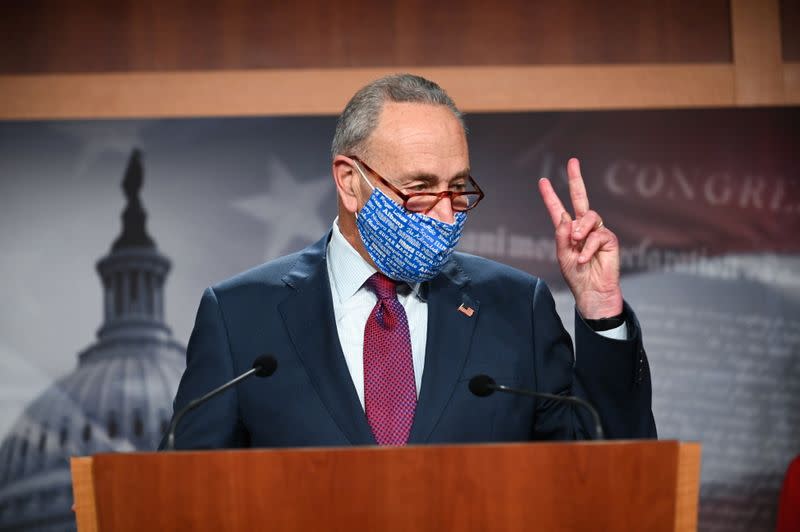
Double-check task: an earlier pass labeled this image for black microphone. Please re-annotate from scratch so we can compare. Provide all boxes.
[165,354,278,450]
[468,374,604,440]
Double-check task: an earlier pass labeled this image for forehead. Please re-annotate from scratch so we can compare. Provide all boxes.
[366,101,468,174]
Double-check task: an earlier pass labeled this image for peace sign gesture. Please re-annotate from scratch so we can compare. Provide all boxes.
[538,158,623,320]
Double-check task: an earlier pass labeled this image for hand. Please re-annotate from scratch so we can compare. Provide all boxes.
[538,158,623,319]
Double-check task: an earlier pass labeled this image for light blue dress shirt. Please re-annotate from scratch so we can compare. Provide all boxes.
[326,218,428,410]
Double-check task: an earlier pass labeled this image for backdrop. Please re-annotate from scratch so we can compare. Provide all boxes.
[0,108,798,531]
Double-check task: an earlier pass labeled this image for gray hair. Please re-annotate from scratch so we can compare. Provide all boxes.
[331,73,465,159]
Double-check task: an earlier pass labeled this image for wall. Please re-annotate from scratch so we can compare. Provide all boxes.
[0,0,797,119]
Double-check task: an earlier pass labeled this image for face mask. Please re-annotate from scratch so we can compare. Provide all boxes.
[354,163,467,283]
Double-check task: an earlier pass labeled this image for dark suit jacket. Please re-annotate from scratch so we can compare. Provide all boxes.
[165,233,656,449]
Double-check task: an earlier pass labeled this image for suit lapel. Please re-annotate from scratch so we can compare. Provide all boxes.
[278,234,376,445]
[408,258,479,443]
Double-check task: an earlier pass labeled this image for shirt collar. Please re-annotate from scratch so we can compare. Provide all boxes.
[327,217,426,303]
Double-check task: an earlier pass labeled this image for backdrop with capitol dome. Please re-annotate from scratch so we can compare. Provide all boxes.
[0,108,797,531]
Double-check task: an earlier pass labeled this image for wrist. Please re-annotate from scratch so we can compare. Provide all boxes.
[576,290,623,320]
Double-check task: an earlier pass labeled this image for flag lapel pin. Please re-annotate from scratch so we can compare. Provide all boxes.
[457,303,474,317]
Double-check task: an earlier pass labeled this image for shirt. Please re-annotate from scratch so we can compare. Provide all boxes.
[326,218,428,410]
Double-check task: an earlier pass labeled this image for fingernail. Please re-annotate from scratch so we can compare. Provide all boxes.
[579,255,586,262]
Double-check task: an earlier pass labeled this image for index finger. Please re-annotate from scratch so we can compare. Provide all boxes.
[567,157,590,216]
[538,177,569,228]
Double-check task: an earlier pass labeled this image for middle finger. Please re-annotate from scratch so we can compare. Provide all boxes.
[567,157,590,217]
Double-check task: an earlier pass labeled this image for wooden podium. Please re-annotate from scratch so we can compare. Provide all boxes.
[71,440,700,531]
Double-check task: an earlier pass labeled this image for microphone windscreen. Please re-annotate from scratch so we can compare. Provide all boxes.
[252,355,278,377]
[468,374,496,397]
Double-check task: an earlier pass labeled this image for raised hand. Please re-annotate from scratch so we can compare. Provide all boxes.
[538,158,623,319]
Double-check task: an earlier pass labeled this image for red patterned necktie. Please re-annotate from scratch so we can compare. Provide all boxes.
[363,272,417,445]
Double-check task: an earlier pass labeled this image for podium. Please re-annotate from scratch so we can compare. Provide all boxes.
[71,440,700,531]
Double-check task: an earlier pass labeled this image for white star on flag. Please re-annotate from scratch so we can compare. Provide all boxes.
[232,156,332,261]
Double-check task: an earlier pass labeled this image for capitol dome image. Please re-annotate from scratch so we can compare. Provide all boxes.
[0,150,186,531]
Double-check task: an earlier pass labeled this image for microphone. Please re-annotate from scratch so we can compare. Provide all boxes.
[468,374,604,440]
[165,354,278,450]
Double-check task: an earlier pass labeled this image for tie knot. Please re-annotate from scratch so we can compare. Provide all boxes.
[365,272,399,301]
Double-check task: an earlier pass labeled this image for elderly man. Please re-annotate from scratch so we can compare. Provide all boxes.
[165,74,656,449]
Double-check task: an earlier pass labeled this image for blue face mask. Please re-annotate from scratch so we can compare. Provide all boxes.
[354,164,467,283]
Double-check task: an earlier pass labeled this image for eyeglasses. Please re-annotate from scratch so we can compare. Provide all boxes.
[348,156,484,213]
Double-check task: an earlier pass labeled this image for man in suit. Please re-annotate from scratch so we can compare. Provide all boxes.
[165,74,656,449]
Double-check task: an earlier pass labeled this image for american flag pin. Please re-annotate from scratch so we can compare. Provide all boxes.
[457,304,474,317]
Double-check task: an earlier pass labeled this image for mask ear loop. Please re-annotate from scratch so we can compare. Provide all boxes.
[352,160,375,220]
[352,160,375,191]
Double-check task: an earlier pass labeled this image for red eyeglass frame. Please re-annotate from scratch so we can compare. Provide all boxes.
[347,155,485,213]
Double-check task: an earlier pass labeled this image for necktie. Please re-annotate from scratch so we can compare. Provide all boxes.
[363,272,417,445]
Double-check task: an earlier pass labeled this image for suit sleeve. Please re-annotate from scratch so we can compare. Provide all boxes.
[530,279,656,440]
[572,300,657,439]
[158,287,248,450]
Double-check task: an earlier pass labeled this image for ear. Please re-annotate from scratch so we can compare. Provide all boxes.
[332,155,363,214]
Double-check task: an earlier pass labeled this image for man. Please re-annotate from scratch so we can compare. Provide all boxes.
[165,74,656,449]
